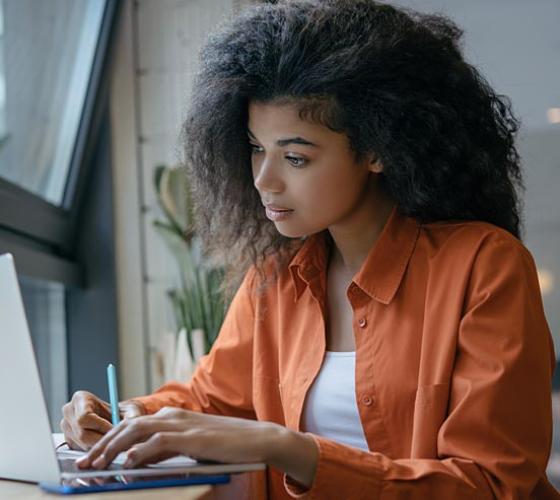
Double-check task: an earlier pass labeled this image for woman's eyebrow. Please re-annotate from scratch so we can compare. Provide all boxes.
[247,128,318,148]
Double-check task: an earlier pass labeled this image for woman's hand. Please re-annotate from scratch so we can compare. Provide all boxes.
[60,390,146,450]
[75,407,285,470]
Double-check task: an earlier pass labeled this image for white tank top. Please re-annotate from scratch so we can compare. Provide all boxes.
[301,351,369,451]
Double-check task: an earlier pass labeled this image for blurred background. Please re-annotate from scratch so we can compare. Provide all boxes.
[0,0,558,488]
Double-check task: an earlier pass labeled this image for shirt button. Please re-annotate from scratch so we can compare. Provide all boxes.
[358,318,367,328]
[362,395,374,406]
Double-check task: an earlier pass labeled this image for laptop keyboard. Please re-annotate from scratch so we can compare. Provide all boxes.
[58,458,124,473]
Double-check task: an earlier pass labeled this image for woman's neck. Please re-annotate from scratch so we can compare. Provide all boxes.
[327,176,395,278]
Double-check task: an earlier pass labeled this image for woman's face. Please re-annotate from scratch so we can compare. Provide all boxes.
[248,100,382,238]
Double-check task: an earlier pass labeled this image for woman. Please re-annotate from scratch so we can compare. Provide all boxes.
[61,0,558,498]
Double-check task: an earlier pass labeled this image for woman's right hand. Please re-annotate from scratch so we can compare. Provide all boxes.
[60,390,146,451]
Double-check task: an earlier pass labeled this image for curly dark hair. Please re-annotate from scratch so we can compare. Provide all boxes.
[181,0,524,298]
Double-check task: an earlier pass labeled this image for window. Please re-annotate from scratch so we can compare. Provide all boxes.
[0,2,7,146]
[0,0,106,206]
[0,0,118,430]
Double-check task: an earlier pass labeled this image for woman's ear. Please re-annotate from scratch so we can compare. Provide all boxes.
[368,154,383,174]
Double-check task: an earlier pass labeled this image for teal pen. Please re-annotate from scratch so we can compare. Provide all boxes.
[107,363,121,426]
[107,364,125,481]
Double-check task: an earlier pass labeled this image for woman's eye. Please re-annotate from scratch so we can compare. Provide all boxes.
[249,144,306,168]
[286,156,307,168]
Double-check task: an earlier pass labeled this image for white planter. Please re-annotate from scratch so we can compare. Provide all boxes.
[152,328,208,388]
[190,328,206,364]
[174,328,194,381]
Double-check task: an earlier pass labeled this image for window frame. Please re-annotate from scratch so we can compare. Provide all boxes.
[0,0,119,286]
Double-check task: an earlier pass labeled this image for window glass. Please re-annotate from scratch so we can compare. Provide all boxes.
[19,274,67,431]
[0,0,106,205]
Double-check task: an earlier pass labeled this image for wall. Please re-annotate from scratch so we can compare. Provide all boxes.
[110,0,254,397]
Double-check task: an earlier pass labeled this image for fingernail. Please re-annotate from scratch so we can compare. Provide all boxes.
[123,458,133,468]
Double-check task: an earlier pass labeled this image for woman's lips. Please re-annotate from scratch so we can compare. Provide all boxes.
[265,207,294,221]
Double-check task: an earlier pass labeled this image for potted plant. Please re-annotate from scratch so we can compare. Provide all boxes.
[152,165,228,379]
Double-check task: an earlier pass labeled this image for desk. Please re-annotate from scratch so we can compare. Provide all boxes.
[0,471,265,499]
[0,480,212,499]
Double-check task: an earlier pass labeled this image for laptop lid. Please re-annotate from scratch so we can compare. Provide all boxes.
[0,253,61,483]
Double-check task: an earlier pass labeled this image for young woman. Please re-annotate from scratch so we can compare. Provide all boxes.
[61,0,558,498]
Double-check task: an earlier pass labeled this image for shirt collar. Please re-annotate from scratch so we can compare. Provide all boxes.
[288,206,420,304]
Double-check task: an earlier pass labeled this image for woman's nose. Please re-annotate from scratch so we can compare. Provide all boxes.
[253,158,284,194]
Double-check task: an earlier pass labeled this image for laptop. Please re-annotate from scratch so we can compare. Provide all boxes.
[0,253,265,492]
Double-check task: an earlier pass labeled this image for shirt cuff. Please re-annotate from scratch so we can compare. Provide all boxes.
[129,381,204,415]
[282,434,383,499]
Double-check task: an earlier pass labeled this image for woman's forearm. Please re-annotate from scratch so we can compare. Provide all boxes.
[263,424,319,489]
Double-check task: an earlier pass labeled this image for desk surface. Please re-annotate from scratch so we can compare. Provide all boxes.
[0,479,212,499]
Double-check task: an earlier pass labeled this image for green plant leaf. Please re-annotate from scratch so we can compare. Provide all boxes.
[153,164,229,356]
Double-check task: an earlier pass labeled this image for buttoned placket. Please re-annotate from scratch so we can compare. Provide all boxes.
[284,210,419,459]
[292,265,329,432]
[348,282,391,454]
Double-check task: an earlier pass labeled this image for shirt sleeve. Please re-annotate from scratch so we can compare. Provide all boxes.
[132,266,257,420]
[283,234,557,499]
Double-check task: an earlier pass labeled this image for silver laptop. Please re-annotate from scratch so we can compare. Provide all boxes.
[0,253,265,484]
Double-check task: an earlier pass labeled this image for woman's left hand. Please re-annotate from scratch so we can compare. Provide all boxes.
[75,407,285,470]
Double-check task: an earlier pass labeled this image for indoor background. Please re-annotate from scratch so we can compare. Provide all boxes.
[0,0,558,487]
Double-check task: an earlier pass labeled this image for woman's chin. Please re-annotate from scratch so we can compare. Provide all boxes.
[272,222,321,239]
[271,222,304,239]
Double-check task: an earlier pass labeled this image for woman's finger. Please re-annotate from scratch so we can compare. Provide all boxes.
[62,391,113,450]
[62,414,102,451]
[125,447,179,468]
[76,412,113,435]
[71,425,106,451]
[94,419,185,469]
[60,418,82,451]
[120,400,146,419]
[61,403,79,444]
[73,391,98,417]
[66,406,106,450]
[76,421,128,467]
[78,417,170,469]
[123,432,184,468]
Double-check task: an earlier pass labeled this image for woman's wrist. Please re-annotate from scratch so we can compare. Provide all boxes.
[120,399,148,418]
[261,423,319,489]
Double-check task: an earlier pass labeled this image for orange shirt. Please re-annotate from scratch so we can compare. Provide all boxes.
[136,206,558,499]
